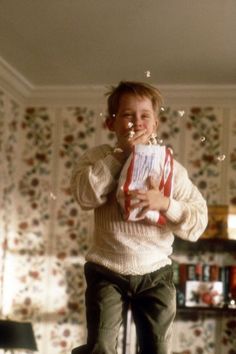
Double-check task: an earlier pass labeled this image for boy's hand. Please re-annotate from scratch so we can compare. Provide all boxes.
[117,129,150,157]
[128,176,170,218]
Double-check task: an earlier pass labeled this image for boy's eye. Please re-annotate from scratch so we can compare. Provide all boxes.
[123,113,133,118]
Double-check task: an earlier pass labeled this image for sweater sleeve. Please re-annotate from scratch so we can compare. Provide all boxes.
[70,145,124,210]
[164,160,208,242]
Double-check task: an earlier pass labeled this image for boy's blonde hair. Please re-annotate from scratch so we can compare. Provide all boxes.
[106,81,163,118]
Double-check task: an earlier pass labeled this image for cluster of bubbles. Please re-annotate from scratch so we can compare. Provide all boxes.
[159,105,227,163]
[47,75,229,204]
[127,122,135,138]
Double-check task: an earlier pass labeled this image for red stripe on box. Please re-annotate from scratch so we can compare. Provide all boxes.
[123,150,135,219]
[163,148,173,196]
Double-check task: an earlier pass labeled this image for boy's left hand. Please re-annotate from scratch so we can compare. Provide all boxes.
[128,176,170,218]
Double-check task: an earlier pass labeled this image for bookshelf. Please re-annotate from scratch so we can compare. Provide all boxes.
[173,237,236,317]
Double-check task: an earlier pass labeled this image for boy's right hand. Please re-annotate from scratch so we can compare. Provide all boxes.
[117,128,150,157]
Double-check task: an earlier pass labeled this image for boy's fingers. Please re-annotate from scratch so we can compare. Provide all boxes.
[131,130,148,143]
[147,176,159,189]
[130,201,148,210]
[128,189,146,196]
[136,207,149,218]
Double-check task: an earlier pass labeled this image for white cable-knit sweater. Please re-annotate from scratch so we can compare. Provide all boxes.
[71,144,208,275]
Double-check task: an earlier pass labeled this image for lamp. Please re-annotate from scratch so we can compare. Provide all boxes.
[0,320,37,353]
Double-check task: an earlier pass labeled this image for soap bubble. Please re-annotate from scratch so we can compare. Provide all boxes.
[145,70,151,78]
[200,136,206,142]
[178,110,185,117]
[157,138,163,145]
[160,107,165,112]
[49,192,57,200]
[127,122,133,128]
[216,154,226,162]
[128,131,135,138]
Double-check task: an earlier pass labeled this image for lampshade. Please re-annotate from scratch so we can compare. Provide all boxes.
[0,320,37,351]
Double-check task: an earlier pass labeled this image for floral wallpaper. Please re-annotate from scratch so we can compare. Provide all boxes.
[158,106,182,159]
[184,107,225,204]
[228,109,236,205]
[0,86,236,354]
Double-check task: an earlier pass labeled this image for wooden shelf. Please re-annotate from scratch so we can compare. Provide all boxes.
[176,306,236,319]
[173,237,236,253]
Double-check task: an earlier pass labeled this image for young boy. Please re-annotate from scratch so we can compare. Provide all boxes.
[71,81,208,354]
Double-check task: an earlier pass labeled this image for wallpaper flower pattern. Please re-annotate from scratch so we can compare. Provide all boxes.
[0,87,236,354]
[184,107,224,204]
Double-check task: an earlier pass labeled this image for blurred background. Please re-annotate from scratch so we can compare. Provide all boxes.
[0,1,236,353]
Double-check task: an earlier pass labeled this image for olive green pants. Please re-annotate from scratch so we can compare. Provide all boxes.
[83,262,176,354]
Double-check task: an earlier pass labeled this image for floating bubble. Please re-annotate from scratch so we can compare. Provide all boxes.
[112,114,116,118]
[157,138,163,145]
[99,112,103,117]
[145,70,151,78]
[128,131,135,138]
[217,154,226,162]
[127,122,133,128]
[200,136,206,142]
[160,107,165,112]
[49,192,57,200]
[178,110,185,117]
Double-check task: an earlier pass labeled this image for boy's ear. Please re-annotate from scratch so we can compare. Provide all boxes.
[155,117,159,130]
[105,117,115,131]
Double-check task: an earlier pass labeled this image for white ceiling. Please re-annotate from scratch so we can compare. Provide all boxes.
[0,0,236,87]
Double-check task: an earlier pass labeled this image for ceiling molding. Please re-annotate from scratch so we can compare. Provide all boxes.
[27,85,236,107]
[28,85,106,106]
[1,57,236,107]
[160,85,236,107]
[0,56,32,103]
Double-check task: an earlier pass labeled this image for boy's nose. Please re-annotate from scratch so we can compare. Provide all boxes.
[132,114,143,129]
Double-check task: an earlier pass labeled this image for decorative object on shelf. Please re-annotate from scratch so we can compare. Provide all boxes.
[0,319,37,353]
[202,205,236,240]
[185,281,223,307]
[228,205,236,240]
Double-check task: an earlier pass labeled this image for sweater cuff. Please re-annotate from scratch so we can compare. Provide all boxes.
[165,198,184,223]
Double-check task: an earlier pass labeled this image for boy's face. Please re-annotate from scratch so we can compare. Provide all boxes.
[108,94,159,142]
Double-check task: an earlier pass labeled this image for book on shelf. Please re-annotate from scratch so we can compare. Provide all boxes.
[173,262,236,307]
[220,266,230,301]
[210,265,220,281]
[202,264,210,282]
[173,262,186,306]
[187,264,197,280]
[229,265,236,298]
